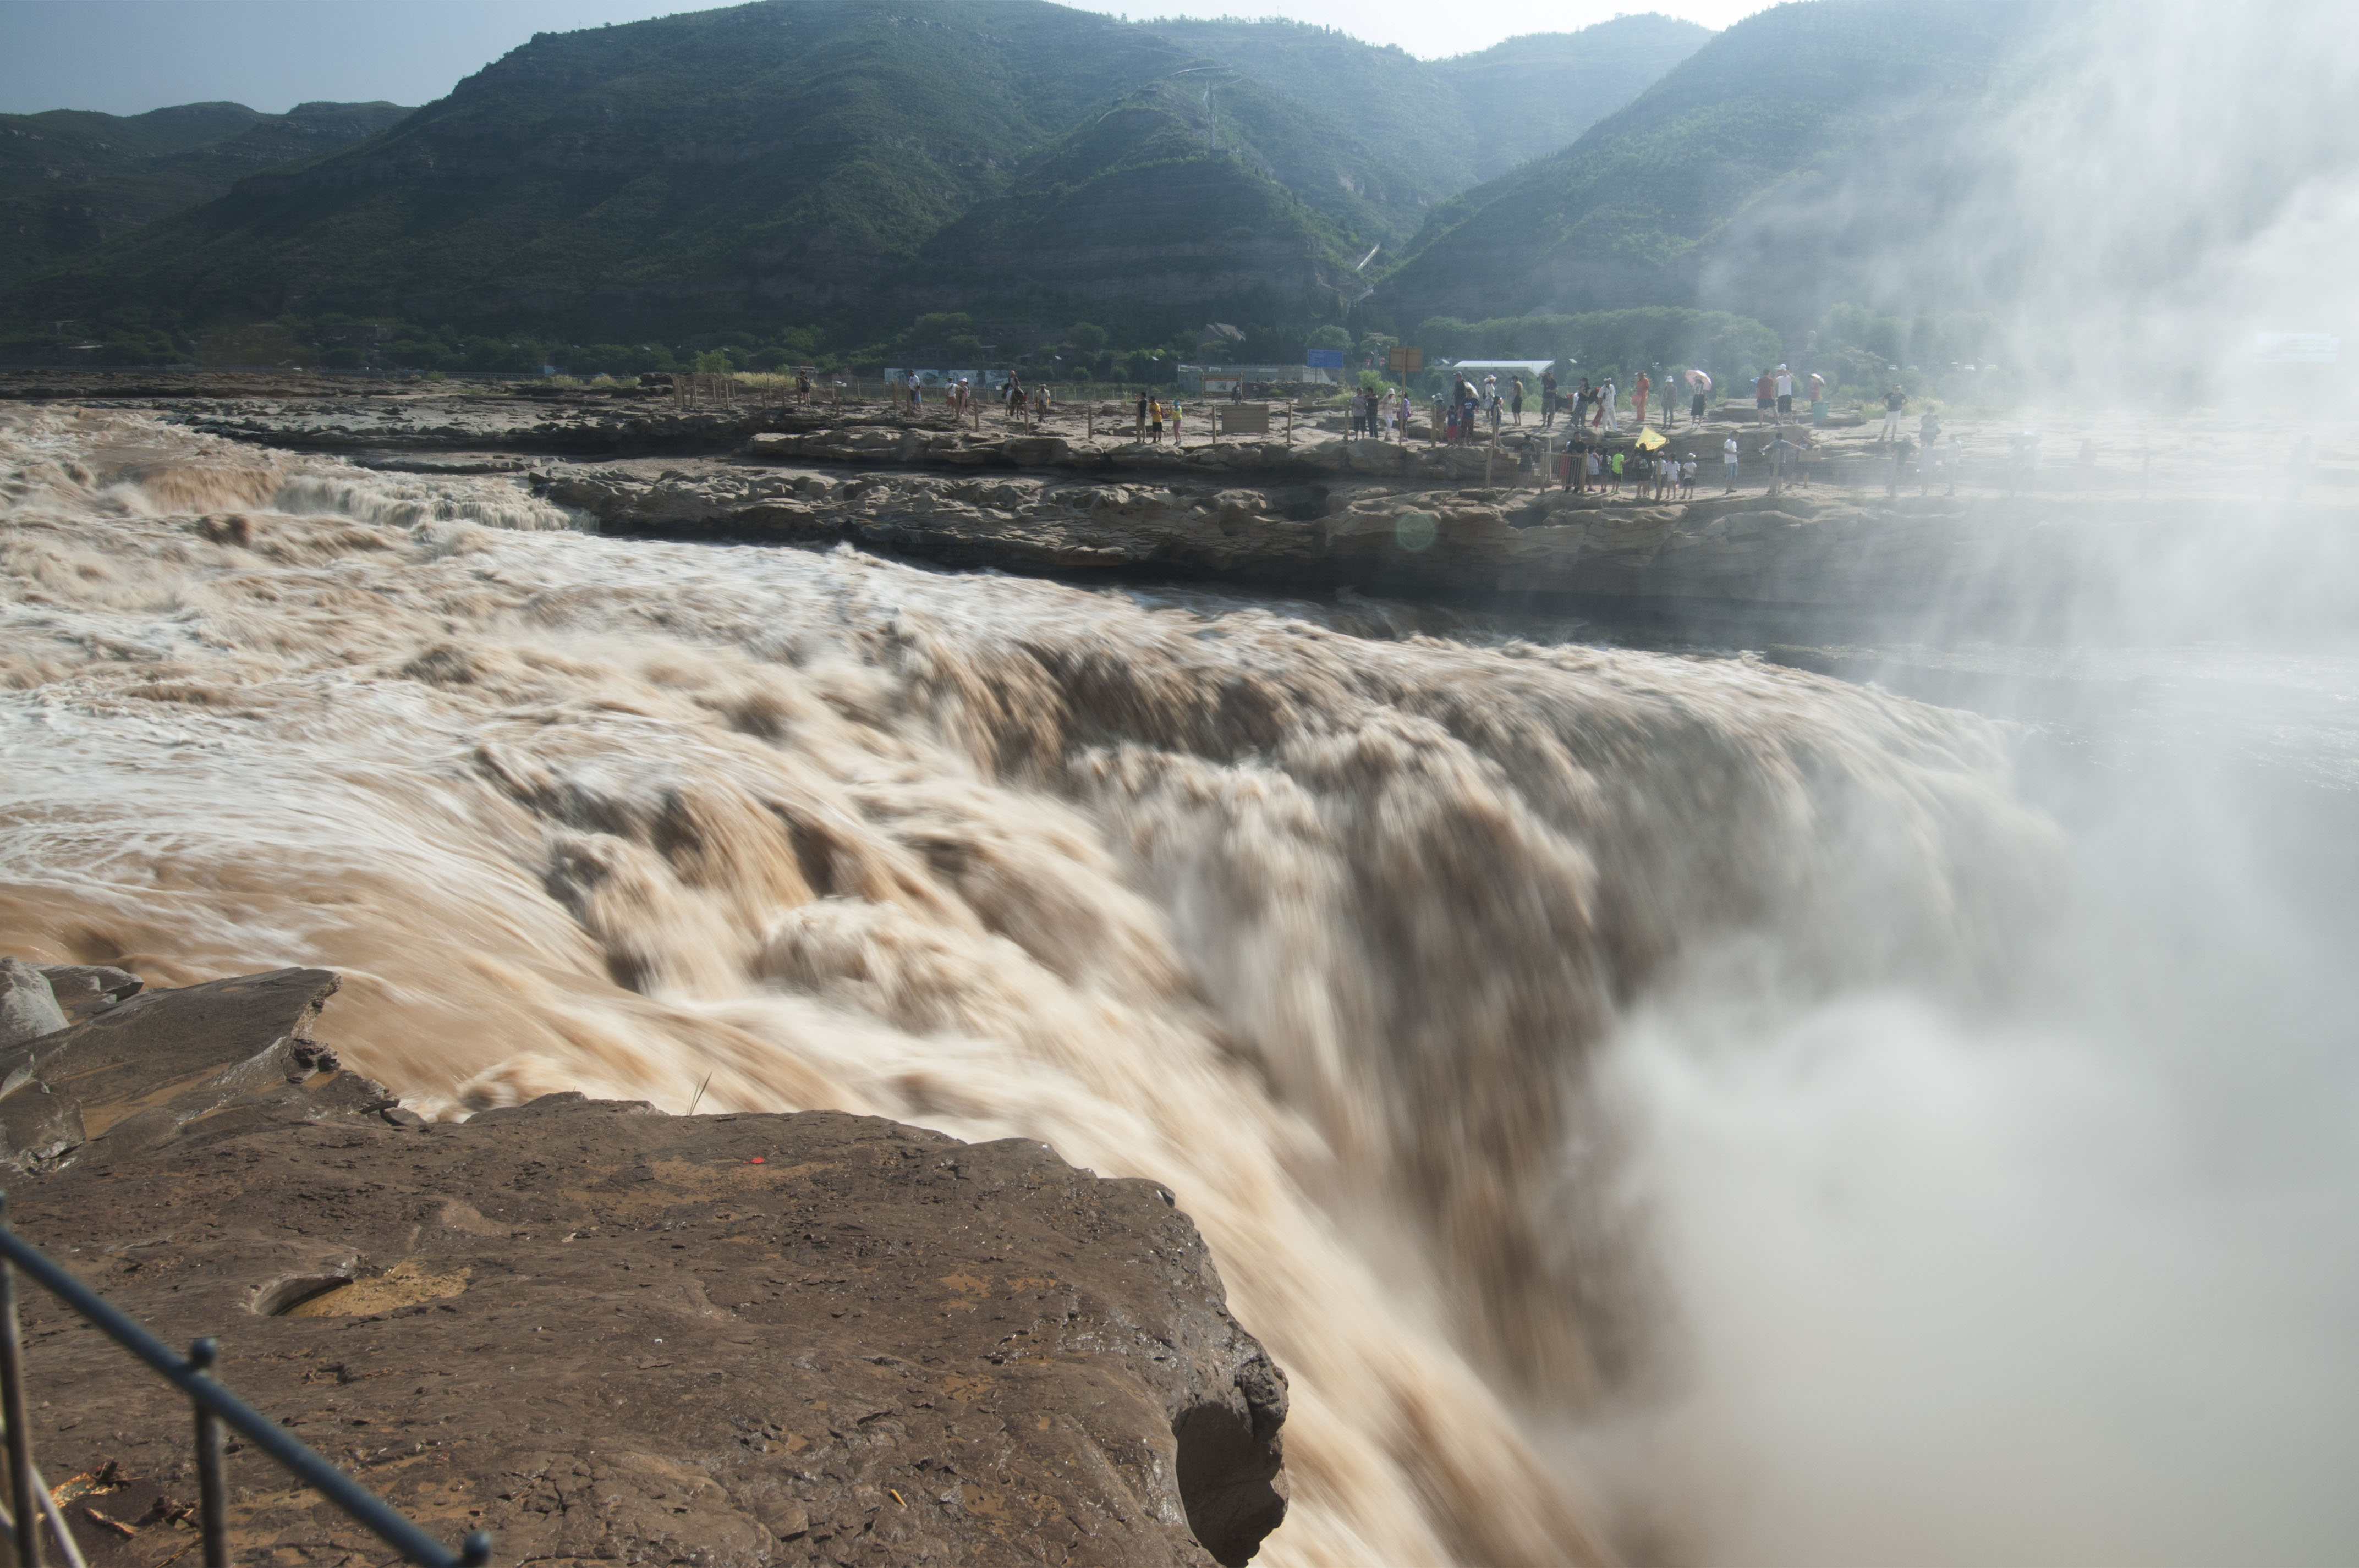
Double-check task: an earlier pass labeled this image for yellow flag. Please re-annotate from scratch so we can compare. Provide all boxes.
[1634,425,1667,450]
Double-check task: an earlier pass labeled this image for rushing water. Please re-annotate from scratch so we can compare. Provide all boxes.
[3,405,2353,1568]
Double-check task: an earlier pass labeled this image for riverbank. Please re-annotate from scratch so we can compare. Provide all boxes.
[10,376,2351,636]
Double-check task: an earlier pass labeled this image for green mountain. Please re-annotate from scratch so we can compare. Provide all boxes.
[0,1,1707,349]
[1142,16,1709,223]
[1375,0,2047,334]
[0,101,411,289]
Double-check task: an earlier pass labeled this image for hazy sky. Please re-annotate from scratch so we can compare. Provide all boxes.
[0,0,1758,117]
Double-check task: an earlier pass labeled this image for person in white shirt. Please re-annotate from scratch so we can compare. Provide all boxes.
[1722,434,1741,491]
[1600,379,1620,432]
[1774,366,1795,423]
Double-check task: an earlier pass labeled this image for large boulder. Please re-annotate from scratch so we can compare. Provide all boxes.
[0,953,65,1052]
[0,956,66,1047]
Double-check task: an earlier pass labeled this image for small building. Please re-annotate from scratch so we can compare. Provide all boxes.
[1178,363,1338,394]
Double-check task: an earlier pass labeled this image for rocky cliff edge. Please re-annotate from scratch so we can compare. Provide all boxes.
[0,966,1287,1567]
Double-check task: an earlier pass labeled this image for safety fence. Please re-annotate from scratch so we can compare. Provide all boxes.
[0,1193,490,1568]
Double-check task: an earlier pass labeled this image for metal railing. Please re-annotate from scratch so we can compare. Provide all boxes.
[0,1193,490,1568]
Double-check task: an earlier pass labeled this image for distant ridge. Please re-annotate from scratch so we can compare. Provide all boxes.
[0,0,1705,343]
[1374,0,2046,331]
[0,100,412,288]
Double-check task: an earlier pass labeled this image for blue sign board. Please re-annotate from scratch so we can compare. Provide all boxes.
[1305,349,1346,370]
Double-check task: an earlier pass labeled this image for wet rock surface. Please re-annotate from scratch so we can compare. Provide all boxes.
[536,447,2359,630]
[3,970,1287,1567]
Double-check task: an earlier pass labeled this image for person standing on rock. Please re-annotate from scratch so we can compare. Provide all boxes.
[1150,397,1165,443]
[1682,451,1699,499]
[1599,378,1620,432]
[1541,368,1559,427]
[1880,386,1907,443]
[1809,370,1828,425]
[1688,367,1711,426]
[1755,368,1776,422]
[1633,370,1651,430]
[1723,433,1741,492]
[1135,390,1148,442]
[1511,376,1526,425]
[1774,365,1796,424]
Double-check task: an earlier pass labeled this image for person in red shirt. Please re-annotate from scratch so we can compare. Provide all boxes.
[1755,370,1776,420]
[1633,371,1652,428]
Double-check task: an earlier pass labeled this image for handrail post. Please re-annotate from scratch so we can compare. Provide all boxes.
[189,1339,229,1568]
[0,1200,43,1568]
[0,1193,486,1568]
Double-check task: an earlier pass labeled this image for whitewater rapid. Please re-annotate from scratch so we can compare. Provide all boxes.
[5,405,2350,1568]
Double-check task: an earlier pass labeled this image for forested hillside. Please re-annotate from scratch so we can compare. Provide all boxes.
[0,100,410,288]
[0,1,1704,354]
[1374,0,2047,333]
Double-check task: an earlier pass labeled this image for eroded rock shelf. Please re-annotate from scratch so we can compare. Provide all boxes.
[3,969,1286,1567]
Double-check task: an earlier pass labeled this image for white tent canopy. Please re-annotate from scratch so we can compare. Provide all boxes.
[1441,360,1556,376]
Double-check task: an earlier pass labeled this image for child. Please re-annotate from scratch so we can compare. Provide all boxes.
[1150,398,1165,443]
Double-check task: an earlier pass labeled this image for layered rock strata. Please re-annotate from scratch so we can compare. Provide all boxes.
[540,448,2359,630]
